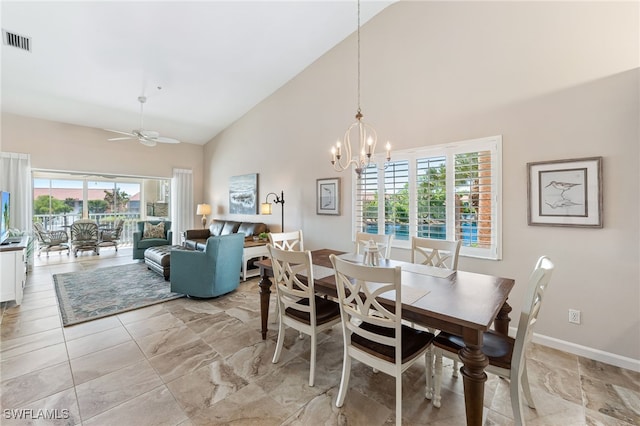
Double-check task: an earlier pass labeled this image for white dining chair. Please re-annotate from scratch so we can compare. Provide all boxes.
[410,236,462,386]
[268,230,304,251]
[411,236,461,269]
[355,232,393,259]
[330,254,436,426]
[431,256,555,426]
[267,244,340,387]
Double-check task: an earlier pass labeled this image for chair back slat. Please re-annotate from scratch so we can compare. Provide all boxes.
[512,256,554,380]
[331,255,402,351]
[268,230,304,251]
[267,244,316,321]
[411,237,461,270]
[355,232,393,259]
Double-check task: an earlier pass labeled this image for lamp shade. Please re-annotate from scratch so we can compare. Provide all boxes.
[260,203,272,215]
[196,204,211,215]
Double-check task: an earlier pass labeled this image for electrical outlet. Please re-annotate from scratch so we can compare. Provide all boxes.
[568,309,581,324]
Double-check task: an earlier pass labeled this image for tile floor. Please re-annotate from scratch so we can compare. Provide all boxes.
[1,248,638,425]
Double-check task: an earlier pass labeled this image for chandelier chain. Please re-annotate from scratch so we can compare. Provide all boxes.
[357,0,361,115]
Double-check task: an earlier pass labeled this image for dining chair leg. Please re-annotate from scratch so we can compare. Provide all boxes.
[521,362,536,409]
[395,374,402,426]
[511,382,526,426]
[272,317,285,364]
[425,349,433,399]
[433,349,443,408]
[309,333,316,387]
[336,348,351,407]
[452,359,459,377]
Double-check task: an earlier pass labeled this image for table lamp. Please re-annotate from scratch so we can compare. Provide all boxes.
[196,204,211,229]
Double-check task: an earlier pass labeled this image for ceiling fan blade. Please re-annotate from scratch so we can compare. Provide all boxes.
[140,130,159,138]
[139,138,157,147]
[108,137,134,141]
[153,136,181,144]
[105,129,135,137]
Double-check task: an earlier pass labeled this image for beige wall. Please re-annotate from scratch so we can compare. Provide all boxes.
[204,2,639,364]
[1,112,205,224]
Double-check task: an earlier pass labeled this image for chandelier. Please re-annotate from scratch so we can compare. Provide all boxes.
[330,0,391,177]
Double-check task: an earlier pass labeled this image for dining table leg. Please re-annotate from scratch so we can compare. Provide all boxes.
[459,329,489,426]
[494,300,512,336]
[258,269,272,340]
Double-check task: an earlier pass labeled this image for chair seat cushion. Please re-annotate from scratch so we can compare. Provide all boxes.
[352,323,435,363]
[433,330,514,369]
[285,296,341,326]
[136,238,169,249]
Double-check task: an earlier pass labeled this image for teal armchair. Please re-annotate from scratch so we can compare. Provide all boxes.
[170,233,244,298]
[132,220,173,259]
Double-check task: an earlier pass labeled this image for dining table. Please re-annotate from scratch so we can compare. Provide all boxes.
[256,248,515,426]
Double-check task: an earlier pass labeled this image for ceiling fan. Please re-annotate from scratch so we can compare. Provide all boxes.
[106,96,180,147]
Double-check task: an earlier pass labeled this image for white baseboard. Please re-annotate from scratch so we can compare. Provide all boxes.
[522,329,640,372]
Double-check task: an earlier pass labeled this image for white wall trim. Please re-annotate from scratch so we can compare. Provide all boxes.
[509,327,640,372]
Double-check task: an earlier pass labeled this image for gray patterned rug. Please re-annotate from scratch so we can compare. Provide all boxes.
[53,263,184,326]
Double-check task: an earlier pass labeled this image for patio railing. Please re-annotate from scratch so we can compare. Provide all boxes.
[33,213,143,245]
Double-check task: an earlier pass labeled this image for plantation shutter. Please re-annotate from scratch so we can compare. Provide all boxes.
[355,165,379,234]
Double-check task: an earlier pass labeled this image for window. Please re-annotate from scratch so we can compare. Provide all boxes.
[32,171,170,233]
[354,135,502,260]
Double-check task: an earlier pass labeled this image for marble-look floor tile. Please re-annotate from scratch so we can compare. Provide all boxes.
[1,362,74,409]
[224,338,296,384]
[185,312,248,344]
[255,356,334,412]
[2,305,60,324]
[207,328,264,359]
[134,324,201,358]
[585,407,637,425]
[147,338,220,383]
[65,325,131,359]
[75,360,163,420]
[581,375,640,424]
[83,385,188,426]
[167,359,249,415]
[0,343,69,381]
[1,315,62,340]
[123,311,186,340]
[70,340,146,384]
[281,386,391,426]
[0,387,81,426]
[162,299,224,324]
[579,357,640,391]
[0,327,64,359]
[116,302,167,325]
[3,296,58,314]
[188,383,293,426]
[63,315,122,341]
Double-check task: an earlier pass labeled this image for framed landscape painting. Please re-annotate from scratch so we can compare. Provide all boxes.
[527,157,602,228]
[316,177,340,215]
[229,173,258,214]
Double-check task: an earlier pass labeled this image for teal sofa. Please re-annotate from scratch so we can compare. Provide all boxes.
[132,220,173,260]
[170,233,244,298]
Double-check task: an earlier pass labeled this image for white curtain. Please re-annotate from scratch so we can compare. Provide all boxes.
[171,168,193,245]
[0,152,32,232]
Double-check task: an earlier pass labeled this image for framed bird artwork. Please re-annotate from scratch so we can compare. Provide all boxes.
[317,178,340,215]
[527,157,602,227]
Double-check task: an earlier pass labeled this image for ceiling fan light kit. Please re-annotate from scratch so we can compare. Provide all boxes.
[106,95,180,146]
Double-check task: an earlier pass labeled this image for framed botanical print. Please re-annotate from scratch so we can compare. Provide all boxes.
[316,177,340,215]
[527,157,602,227]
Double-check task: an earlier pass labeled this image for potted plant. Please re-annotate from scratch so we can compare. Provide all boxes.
[258,232,269,241]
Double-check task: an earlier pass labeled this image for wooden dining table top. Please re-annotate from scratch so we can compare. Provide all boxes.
[256,248,515,336]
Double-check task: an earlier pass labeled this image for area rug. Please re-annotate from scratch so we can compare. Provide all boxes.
[53,263,184,326]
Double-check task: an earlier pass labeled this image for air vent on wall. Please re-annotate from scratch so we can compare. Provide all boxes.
[2,29,31,52]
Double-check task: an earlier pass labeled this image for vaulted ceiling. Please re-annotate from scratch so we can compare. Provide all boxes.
[1,1,394,145]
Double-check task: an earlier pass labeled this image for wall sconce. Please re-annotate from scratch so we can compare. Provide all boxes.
[261,191,285,231]
[196,203,211,229]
